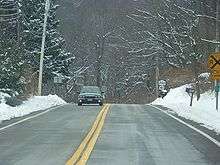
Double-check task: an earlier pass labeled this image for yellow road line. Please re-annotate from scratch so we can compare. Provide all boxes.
[76,104,110,165]
[66,104,110,165]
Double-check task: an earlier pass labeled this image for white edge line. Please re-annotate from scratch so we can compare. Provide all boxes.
[0,104,67,132]
[148,104,220,148]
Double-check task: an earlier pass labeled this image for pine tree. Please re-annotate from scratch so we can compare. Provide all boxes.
[0,0,24,92]
[20,0,73,81]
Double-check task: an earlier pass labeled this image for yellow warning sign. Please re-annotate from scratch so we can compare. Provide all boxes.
[208,52,220,80]
[208,52,220,70]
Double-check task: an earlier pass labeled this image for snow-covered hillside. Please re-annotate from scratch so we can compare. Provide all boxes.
[0,95,66,123]
[153,85,220,134]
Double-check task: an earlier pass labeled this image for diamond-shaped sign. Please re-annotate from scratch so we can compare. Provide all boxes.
[208,52,220,80]
[208,52,220,70]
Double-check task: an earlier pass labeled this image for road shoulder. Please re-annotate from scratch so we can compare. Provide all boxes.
[0,104,67,130]
[150,104,220,144]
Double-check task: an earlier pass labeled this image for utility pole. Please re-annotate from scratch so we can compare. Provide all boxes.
[38,0,50,96]
[96,34,105,88]
[215,0,220,110]
[95,39,101,87]
[155,0,160,99]
[155,53,159,98]
[216,0,220,53]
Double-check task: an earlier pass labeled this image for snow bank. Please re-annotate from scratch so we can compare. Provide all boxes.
[0,92,10,102]
[0,95,66,123]
[152,85,220,133]
[198,72,210,79]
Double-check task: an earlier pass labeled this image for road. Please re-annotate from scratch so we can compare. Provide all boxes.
[0,104,220,165]
[0,104,100,165]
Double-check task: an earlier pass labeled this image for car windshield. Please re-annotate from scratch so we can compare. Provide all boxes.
[80,86,101,94]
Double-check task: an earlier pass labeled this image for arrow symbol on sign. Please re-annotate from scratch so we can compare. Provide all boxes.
[210,55,220,69]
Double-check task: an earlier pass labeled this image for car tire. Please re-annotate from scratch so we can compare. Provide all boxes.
[78,103,82,106]
[99,102,103,106]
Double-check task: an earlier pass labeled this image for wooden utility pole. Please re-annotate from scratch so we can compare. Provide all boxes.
[216,0,220,53]
[38,0,50,96]
[95,37,102,88]
[154,0,160,99]
[155,54,159,98]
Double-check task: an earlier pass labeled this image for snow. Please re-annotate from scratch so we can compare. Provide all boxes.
[0,94,66,123]
[152,85,220,134]
[198,72,210,79]
[201,38,220,44]
[0,92,11,102]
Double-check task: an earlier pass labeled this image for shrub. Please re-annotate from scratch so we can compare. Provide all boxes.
[5,97,23,107]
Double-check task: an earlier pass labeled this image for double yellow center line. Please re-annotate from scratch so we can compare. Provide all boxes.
[66,104,111,165]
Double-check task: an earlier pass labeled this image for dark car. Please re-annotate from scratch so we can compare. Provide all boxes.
[78,86,104,106]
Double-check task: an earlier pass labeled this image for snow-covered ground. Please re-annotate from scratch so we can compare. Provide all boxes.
[153,85,220,134]
[0,95,66,123]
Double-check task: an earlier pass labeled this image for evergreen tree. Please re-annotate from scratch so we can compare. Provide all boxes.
[20,0,73,81]
[0,0,24,92]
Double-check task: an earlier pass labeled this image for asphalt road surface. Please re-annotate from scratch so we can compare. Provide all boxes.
[0,104,220,165]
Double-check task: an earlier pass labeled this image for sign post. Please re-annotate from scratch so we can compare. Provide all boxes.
[208,52,220,111]
[189,89,195,107]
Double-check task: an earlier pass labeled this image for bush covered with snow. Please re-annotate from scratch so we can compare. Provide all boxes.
[5,97,23,107]
[0,90,23,107]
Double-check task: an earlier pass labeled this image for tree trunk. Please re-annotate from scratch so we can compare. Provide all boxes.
[193,61,200,101]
